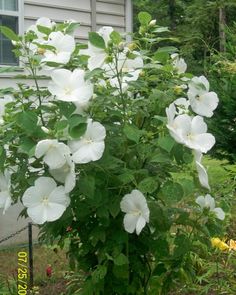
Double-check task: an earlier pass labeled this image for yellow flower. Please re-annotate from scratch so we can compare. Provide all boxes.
[229,239,236,251]
[211,237,229,251]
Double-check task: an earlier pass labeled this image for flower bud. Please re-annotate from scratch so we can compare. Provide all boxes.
[128,42,137,51]
[118,42,125,52]
[149,19,157,26]
[37,48,46,55]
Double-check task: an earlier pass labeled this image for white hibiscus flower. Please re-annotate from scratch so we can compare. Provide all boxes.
[41,31,75,65]
[196,194,225,220]
[49,155,76,193]
[22,177,70,224]
[35,139,71,169]
[194,150,210,190]
[187,76,219,117]
[171,53,187,74]
[166,113,215,153]
[69,119,106,164]
[48,69,93,105]
[82,26,113,71]
[120,189,150,235]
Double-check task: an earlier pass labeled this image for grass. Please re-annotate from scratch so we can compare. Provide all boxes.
[0,243,69,295]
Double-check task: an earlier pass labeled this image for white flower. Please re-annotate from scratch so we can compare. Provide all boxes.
[41,31,75,64]
[35,139,71,169]
[82,26,113,71]
[22,177,70,224]
[49,155,76,193]
[69,119,106,164]
[120,189,150,235]
[166,113,215,153]
[187,76,219,117]
[196,194,225,220]
[27,17,55,39]
[48,69,93,103]
[0,95,13,124]
[174,97,190,115]
[0,170,12,214]
[171,53,187,74]
[194,150,210,190]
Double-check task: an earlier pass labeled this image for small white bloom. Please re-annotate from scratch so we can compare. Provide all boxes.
[149,19,157,26]
[0,95,13,124]
[187,76,219,117]
[48,68,93,103]
[49,155,76,193]
[35,139,71,169]
[171,53,187,74]
[82,26,113,71]
[22,177,70,224]
[69,119,106,164]
[41,31,75,65]
[194,150,210,190]
[0,170,12,214]
[120,189,150,235]
[196,194,225,220]
[166,113,215,153]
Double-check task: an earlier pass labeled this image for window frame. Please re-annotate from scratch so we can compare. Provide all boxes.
[0,0,24,67]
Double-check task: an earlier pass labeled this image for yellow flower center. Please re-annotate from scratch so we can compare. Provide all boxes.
[42,196,49,205]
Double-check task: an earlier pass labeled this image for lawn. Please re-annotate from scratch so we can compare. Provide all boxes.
[0,243,69,295]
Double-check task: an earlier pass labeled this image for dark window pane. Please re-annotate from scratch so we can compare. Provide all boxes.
[0,15,18,65]
[4,0,18,11]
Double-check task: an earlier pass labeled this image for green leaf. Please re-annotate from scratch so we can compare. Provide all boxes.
[18,137,36,156]
[173,234,191,258]
[0,26,19,41]
[57,101,76,118]
[85,68,104,80]
[114,253,128,266]
[0,147,6,169]
[68,114,87,139]
[161,181,184,204]
[92,265,107,284]
[109,197,121,218]
[110,31,122,44]
[138,177,158,194]
[138,12,152,26]
[117,170,135,185]
[36,25,51,35]
[79,176,95,198]
[157,136,175,153]
[123,124,143,143]
[89,32,106,49]
[55,120,68,131]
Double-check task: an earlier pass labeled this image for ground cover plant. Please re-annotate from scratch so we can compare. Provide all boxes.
[0,11,235,294]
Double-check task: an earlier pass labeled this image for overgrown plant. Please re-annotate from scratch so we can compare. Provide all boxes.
[0,12,227,294]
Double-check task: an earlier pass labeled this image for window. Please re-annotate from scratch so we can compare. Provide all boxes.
[0,0,21,65]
